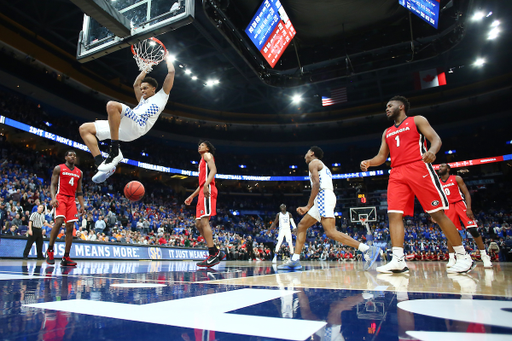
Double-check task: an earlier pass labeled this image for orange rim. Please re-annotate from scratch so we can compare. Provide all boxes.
[131,37,167,64]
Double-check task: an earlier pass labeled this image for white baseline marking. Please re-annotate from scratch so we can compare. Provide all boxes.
[25,288,326,340]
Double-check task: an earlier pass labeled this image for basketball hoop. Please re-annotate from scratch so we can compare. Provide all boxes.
[359,215,371,235]
[131,37,167,73]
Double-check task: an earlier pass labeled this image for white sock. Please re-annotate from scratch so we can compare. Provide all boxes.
[358,243,370,252]
[449,252,455,259]
[292,254,300,261]
[392,247,404,259]
[453,245,466,257]
[480,249,487,256]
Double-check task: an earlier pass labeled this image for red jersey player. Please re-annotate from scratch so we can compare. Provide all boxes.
[361,96,473,274]
[46,150,85,266]
[437,163,492,268]
[185,141,223,267]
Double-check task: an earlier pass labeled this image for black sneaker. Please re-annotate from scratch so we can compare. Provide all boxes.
[60,256,77,267]
[46,250,55,265]
[197,251,221,268]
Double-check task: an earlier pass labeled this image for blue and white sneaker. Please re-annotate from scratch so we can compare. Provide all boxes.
[363,246,380,271]
[92,167,116,184]
[277,258,302,270]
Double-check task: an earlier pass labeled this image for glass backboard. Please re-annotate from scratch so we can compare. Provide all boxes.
[77,0,194,62]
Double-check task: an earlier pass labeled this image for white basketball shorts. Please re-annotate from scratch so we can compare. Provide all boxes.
[308,189,336,222]
[94,104,147,142]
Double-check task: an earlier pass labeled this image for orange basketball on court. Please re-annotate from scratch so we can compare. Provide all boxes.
[124,181,145,202]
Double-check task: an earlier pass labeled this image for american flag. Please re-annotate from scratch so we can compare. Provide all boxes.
[321,87,347,106]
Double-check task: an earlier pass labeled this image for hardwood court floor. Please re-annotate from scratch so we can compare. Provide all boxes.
[0,259,511,340]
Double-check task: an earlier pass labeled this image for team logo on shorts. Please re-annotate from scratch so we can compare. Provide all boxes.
[431,200,440,207]
[201,210,204,214]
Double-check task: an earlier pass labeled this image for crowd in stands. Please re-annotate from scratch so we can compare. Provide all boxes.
[2,137,511,263]
[1,87,512,263]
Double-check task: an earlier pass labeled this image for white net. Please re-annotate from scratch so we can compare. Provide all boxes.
[131,37,167,73]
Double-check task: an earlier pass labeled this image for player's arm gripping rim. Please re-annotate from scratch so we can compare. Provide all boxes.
[297,160,321,215]
[50,166,61,208]
[414,115,441,164]
[202,152,217,198]
[76,173,86,216]
[455,175,474,220]
[360,131,389,171]
[133,70,148,103]
[162,57,175,95]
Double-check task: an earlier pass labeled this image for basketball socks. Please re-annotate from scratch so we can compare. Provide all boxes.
[110,140,120,156]
[480,249,487,256]
[453,245,466,257]
[64,252,70,258]
[291,254,300,261]
[358,243,370,252]
[449,252,455,260]
[94,155,104,167]
[208,246,218,256]
[392,247,404,259]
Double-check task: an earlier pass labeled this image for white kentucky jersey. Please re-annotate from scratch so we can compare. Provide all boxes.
[124,88,169,134]
[279,212,291,230]
[309,160,334,191]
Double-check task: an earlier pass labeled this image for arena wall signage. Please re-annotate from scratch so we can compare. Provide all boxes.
[0,237,208,260]
[1,115,510,181]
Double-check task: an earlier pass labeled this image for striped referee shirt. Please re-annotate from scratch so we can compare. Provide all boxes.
[29,212,45,228]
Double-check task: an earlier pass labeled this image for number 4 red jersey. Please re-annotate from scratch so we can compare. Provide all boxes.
[57,164,82,197]
[385,116,427,168]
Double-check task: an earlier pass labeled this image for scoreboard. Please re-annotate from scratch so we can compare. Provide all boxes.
[245,0,296,68]
[399,0,440,29]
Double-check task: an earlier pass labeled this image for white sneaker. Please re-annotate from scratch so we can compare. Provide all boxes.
[92,167,116,184]
[446,254,475,274]
[481,254,492,268]
[272,257,277,263]
[446,257,456,268]
[376,257,409,274]
[98,149,123,172]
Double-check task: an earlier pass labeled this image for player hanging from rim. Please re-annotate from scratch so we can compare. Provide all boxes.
[185,141,224,267]
[278,146,380,271]
[270,204,296,263]
[436,163,492,268]
[46,150,85,267]
[360,95,474,274]
[79,57,175,183]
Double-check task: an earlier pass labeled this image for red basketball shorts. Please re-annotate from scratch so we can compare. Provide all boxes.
[196,184,217,219]
[387,160,448,216]
[54,194,78,223]
[445,200,477,230]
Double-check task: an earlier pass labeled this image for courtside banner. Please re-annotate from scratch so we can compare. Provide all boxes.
[0,237,208,260]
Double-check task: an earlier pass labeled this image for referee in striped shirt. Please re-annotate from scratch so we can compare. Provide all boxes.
[23,204,47,259]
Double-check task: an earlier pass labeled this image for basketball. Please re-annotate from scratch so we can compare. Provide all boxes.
[124,181,145,202]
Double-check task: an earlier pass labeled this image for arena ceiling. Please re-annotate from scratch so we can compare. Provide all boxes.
[0,0,510,124]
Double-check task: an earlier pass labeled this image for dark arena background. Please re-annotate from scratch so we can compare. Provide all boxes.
[0,0,511,340]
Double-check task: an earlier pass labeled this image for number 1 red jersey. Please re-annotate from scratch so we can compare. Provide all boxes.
[57,164,82,197]
[385,116,427,168]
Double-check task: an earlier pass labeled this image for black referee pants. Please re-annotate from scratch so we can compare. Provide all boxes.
[23,228,44,259]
